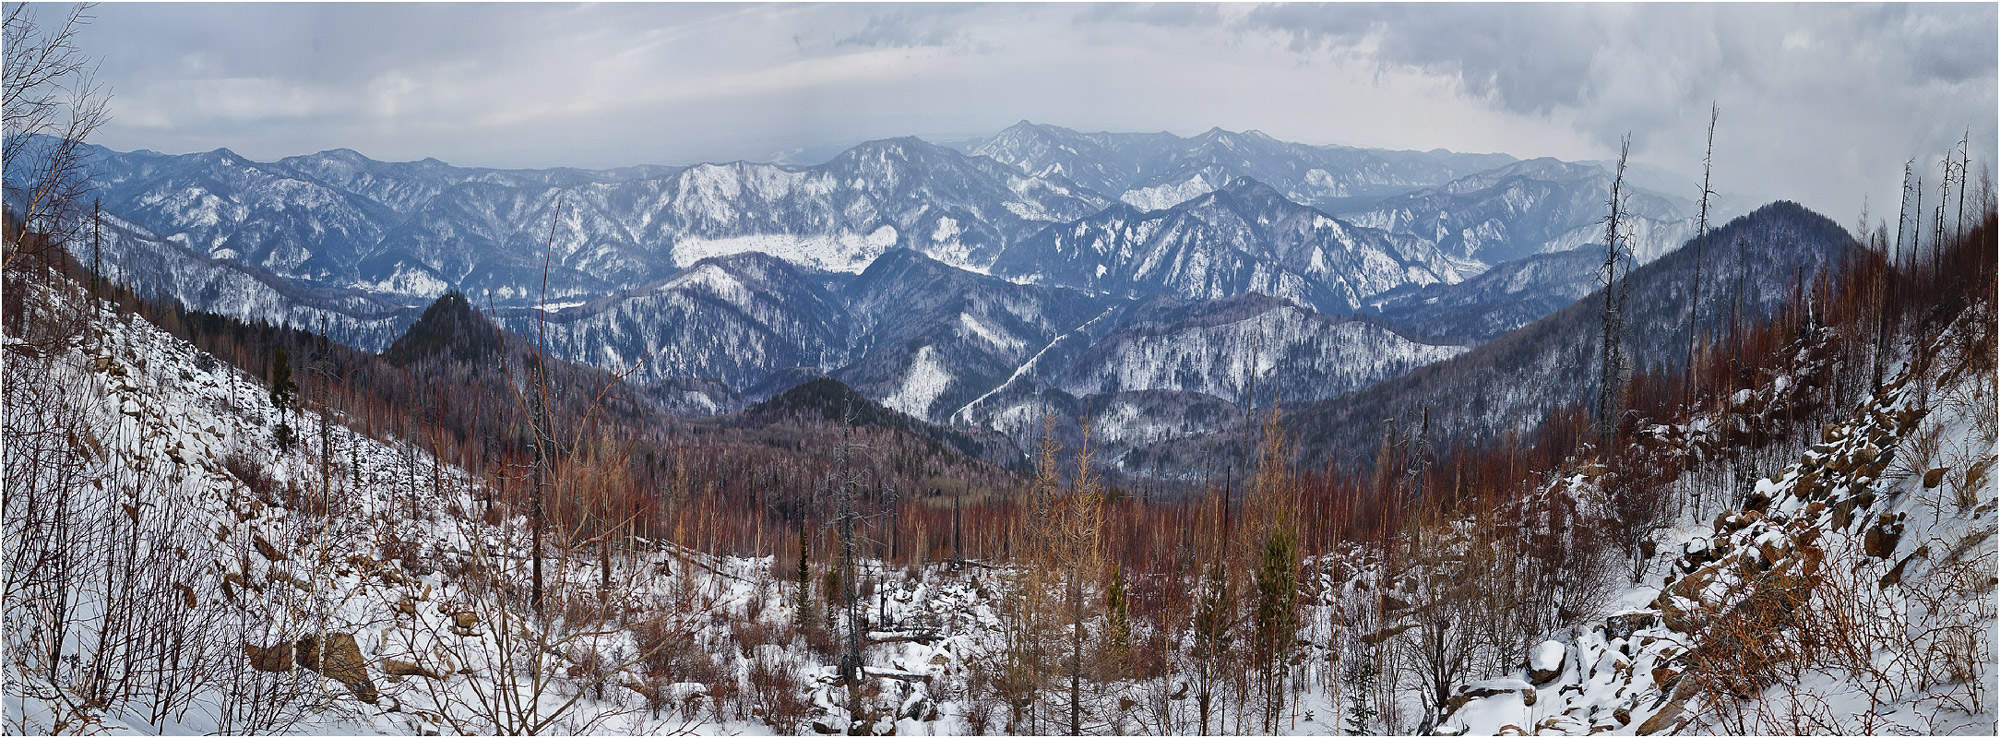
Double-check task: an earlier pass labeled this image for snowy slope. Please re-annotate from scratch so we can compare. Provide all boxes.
[992,177,1468,314]
[1440,308,1997,735]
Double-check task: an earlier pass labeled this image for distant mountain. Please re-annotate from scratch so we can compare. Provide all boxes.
[1367,246,1606,344]
[955,293,1465,463]
[1122,201,1862,476]
[993,177,1468,313]
[969,121,1514,212]
[493,252,859,409]
[468,248,1111,422]
[1337,157,1697,270]
[738,376,1023,469]
[21,135,1109,311]
[7,125,1733,472]
[834,249,1107,420]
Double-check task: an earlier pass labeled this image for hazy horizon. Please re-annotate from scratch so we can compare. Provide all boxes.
[23,1,1999,226]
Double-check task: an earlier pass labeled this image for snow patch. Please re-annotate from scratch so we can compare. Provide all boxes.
[881,345,954,419]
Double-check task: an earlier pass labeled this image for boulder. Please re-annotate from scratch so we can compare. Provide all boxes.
[1923,467,1949,489]
[1527,641,1565,684]
[253,534,287,562]
[1651,666,1679,686]
[1605,611,1656,641]
[297,632,379,704]
[382,658,447,680]
[1636,700,1687,735]
[1443,679,1534,714]
[1358,623,1415,645]
[1862,513,1903,559]
[245,640,293,672]
[295,635,321,671]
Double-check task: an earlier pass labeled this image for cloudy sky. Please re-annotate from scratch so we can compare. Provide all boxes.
[44,1,2000,223]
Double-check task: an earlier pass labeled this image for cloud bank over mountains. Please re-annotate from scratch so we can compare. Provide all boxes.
[54,2,1997,223]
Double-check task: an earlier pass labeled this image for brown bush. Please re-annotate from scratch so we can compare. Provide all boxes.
[800,619,840,660]
[223,449,280,505]
[732,618,786,656]
[747,653,814,733]
[632,616,723,684]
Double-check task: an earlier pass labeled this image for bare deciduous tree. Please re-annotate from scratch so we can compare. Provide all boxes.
[3,2,110,274]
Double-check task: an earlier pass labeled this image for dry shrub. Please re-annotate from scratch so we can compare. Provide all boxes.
[747,653,814,734]
[566,645,613,700]
[706,674,739,724]
[745,581,769,623]
[556,589,611,625]
[732,618,786,655]
[380,533,421,569]
[633,616,723,685]
[223,449,280,505]
[801,619,840,659]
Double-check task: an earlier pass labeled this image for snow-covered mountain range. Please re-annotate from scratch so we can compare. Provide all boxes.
[8,122,1734,459]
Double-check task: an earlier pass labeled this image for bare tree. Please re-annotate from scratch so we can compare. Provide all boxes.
[1957,129,1970,239]
[3,2,110,274]
[1688,104,1718,403]
[1877,162,1913,389]
[1597,134,1633,453]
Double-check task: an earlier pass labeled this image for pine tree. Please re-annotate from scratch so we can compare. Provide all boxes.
[1190,531,1235,735]
[1253,523,1299,730]
[1102,562,1133,677]
[1248,408,1301,732]
[268,346,295,412]
[1341,644,1380,736]
[269,346,296,450]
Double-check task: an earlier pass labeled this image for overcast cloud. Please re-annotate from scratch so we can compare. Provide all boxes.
[32,1,1999,224]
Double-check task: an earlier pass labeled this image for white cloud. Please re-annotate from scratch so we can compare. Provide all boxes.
[72,2,1995,224]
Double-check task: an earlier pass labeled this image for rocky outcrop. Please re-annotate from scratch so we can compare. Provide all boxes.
[296,632,379,704]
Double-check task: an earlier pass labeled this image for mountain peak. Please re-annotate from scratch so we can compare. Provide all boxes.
[383,290,503,366]
[743,376,907,428]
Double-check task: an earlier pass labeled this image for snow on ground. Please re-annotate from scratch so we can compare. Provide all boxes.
[5,268,1992,736]
[881,345,956,420]
[1119,172,1219,212]
[671,227,897,274]
[1437,308,1998,736]
[0,286,1015,736]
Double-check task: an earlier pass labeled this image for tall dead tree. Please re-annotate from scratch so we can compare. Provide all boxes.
[1912,172,1924,275]
[1958,129,1971,239]
[1928,157,1944,274]
[1687,105,1718,403]
[825,412,868,686]
[521,197,566,619]
[1876,161,1913,388]
[1597,134,1633,454]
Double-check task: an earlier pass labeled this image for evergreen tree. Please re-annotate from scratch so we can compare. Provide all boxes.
[268,346,296,412]
[269,346,296,450]
[1191,549,1234,734]
[1341,644,1380,736]
[1102,563,1133,675]
[1254,522,1299,729]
